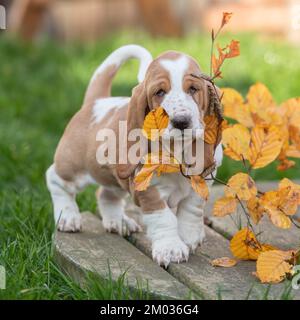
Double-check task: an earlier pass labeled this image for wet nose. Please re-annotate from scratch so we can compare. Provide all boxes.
[171,115,192,130]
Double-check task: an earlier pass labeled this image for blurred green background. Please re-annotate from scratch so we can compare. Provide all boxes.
[0,32,300,299]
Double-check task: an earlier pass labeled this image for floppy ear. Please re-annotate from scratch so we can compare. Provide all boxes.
[201,81,224,177]
[116,83,149,179]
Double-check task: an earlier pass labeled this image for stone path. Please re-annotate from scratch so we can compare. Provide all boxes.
[53,182,300,300]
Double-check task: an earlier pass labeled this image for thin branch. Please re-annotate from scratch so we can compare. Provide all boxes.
[179,164,190,179]
[291,218,300,229]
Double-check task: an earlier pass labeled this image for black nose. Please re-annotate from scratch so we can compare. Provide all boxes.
[171,116,191,130]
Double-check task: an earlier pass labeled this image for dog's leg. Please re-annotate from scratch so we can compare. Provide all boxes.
[46,164,82,232]
[96,187,141,236]
[143,208,189,267]
[177,192,206,252]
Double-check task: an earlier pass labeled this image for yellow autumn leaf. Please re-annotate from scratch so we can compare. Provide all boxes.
[225,173,257,201]
[222,124,250,161]
[256,250,295,283]
[142,107,169,141]
[213,196,237,217]
[260,189,293,229]
[230,228,262,260]
[204,115,220,145]
[211,257,237,268]
[246,83,274,110]
[289,125,300,150]
[286,145,300,158]
[279,178,300,205]
[134,165,159,191]
[247,196,264,224]
[279,98,300,129]
[221,88,244,119]
[156,158,180,176]
[249,125,283,169]
[229,228,276,261]
[190,176,209,200]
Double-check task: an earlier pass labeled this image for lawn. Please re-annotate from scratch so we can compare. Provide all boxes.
[0,31,299,299]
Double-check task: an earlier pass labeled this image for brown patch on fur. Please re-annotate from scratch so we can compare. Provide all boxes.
[83,64,118,105]
[134,186,166,212]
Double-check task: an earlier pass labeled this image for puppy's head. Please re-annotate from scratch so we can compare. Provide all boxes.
[117,51,222,179]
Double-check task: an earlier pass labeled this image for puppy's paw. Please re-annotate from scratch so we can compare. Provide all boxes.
[123,214,142,234]
[178,223,205,252]
[152,237,189,268]
[57,212,82,232]
[102,214,142,236]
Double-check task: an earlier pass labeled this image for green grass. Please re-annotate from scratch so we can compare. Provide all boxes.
[0,31,300,299]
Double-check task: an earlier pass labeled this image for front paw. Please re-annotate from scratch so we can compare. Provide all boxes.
[178,222,205,252]
[152,237,189,268]
[57,212,82,232]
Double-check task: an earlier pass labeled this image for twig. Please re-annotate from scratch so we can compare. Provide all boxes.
[291,218,300,229]
[209,173,258,236]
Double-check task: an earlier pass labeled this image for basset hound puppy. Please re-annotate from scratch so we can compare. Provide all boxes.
[46,45,223,267]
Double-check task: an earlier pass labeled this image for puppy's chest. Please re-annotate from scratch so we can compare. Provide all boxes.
[151,173,192,208]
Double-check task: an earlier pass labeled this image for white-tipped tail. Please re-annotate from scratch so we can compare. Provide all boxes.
[83,45,153,105]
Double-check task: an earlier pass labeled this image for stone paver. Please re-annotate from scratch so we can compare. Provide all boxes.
[53,212,191,299]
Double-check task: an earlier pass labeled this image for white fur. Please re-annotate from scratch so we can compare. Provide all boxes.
[177,191,207,252]
[46,165,96,232]
[90,45,153,84]
[143,208,189,267]
[92,97,130,124]
[160,56,202,133]
[97,186,141,236]
[215,143,223,167]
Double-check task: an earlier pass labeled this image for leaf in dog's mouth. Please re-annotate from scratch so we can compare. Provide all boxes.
[142,106,169,141]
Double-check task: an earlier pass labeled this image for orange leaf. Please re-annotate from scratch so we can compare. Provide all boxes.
[144,153,180,177]
[212,41,240,78]
[221,88,254,127]
[249,125,283,169]
[230,228,262,260]
[134,165,159,191]
[279,98,300,128]
[211,257,237,268]
[226,40,240,58]
[277,158,296,171]
[230,228,276,261]
[247,83,274,111]
[204,115,219,144]
[213,196,237,217]
[225,173,257,201]
[289,125,300,150]
[190,176,209,201]
[221,12,233,28]
[222,124,250,161]
[247,196,264,224]
[142,107,169,141]
[256,250,295,283]
[260,188,294,228]
[286,145,300,158]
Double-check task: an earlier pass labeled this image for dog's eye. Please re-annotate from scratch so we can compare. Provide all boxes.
[188,86,198,95]
[155,89,166,97]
